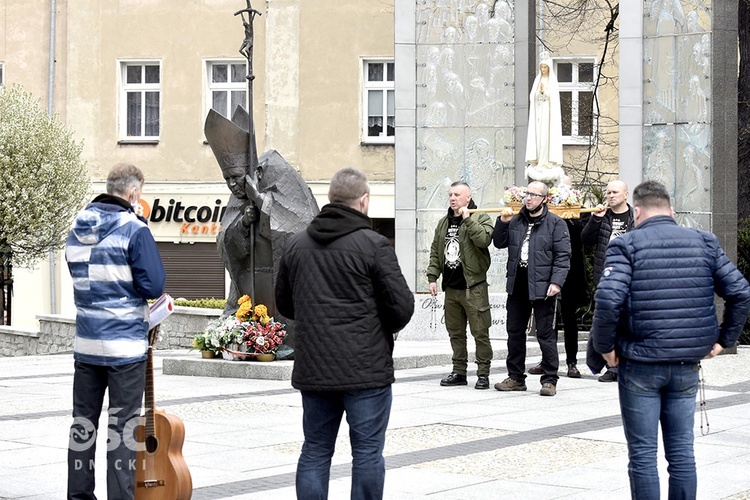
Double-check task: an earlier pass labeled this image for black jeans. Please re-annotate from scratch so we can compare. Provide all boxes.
[68,360,146,500]
[506,293,559,385]
[559,290,579,365]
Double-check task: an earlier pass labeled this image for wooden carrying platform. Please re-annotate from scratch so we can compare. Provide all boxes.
[469,203,599,219]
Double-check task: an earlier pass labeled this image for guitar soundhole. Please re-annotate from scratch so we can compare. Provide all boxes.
[145,435,158,453]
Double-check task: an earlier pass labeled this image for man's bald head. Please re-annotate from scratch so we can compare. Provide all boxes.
[605,179,629,213]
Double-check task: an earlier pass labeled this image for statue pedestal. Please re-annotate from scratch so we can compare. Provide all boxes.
[396,293,508,341]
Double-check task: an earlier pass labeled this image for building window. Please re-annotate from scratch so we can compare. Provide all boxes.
[555,58,597,144]
[120,62,161,140]
[207,61,248,118]
[362,59,395,144]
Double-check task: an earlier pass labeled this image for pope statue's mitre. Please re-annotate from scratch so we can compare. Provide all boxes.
[204,107,250,173]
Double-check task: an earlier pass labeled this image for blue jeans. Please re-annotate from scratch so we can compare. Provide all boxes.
[296,385,392,500]
[618,358,700,500]
[68,360,147,500]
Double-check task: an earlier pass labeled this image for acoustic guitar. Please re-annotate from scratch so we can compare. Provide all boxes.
[135,325,192,499]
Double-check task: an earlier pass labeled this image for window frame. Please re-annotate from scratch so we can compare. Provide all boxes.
[360,58,395,145]
[554,56,598,145]
[0,62,4,86]
[204,59,249,122]
[118,60,162,143]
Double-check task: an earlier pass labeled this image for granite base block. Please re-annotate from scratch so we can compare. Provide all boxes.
[163,357,293,381]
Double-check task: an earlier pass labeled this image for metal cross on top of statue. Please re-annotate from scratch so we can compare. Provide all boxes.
[234,0,262,181]
[235,1,261,61]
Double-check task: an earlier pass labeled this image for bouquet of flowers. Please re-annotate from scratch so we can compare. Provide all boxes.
[200,295,288,360]
[503,186,526,204]
[240,319,287,354]
[547,185,581,206]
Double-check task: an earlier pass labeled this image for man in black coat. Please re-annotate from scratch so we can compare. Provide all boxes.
[528,176,587,378]
[582,179,634,382]
[275,167,414,500]
[493,181,571,397]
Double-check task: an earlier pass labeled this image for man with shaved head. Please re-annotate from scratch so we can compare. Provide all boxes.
[427,181,495,390]
[582,179,634,382]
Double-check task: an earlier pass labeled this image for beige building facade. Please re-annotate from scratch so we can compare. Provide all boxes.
[1,0,397,328]
[4,1,734,327]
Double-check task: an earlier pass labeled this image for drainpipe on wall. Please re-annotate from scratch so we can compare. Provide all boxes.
[48,0,57,314]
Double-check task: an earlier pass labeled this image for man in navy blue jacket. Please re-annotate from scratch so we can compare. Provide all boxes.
[593,180,750,499]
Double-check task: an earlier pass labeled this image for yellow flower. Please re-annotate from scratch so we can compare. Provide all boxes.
[192,338,199,348]
[254,304,268,318]
[259,315,271,326]
[237,295,251,306]
[236,301,254,321]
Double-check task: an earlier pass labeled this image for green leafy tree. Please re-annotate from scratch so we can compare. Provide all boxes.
[0,84,89,269]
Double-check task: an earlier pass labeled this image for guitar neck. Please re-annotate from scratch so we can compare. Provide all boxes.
[144,326,158,437]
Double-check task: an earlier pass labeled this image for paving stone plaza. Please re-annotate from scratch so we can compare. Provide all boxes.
[1,341,749,499]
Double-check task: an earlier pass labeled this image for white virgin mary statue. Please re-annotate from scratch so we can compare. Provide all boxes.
[525,52,564,185]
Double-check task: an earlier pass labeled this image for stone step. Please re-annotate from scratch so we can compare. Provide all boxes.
[162,340,591,381]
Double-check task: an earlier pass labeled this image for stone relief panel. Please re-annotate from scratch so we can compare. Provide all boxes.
[643,0,711,231]
[414,0,516,293]
[417,127,465,209]
[643,125,677,196]
[674,123,711,229]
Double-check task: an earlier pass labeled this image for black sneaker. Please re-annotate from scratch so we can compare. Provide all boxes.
[528,363,543,375]
[475,375,490,390]
[440,373,468,386]
[598,369,618,383]
[567,363,581,378]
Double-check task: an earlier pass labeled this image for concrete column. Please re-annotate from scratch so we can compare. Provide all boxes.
[394,0,417,289]
[514,0,534,186]
[618,1,643,195]
[711,1,739,257]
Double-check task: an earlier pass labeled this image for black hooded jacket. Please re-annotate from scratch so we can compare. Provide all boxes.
[275,203,415,391]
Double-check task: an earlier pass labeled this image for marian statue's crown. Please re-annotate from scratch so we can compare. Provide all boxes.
[539,50,551,62]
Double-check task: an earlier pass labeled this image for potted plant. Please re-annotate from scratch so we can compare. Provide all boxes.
[191,331,222,358]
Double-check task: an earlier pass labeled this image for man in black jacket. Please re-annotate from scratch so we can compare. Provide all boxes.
[493,181,571,396]
[581,179,634,382]
[275,167,414,500]
[528,176,587,378]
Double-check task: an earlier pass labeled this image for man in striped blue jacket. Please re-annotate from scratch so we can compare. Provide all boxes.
[65,163,165,500]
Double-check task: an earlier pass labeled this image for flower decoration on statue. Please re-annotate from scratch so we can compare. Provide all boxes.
[547,185,581,206]
[503,186,526,204]
[503,184,581,207]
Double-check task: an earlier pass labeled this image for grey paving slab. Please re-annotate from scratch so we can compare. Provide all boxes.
[0,343,749,499]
